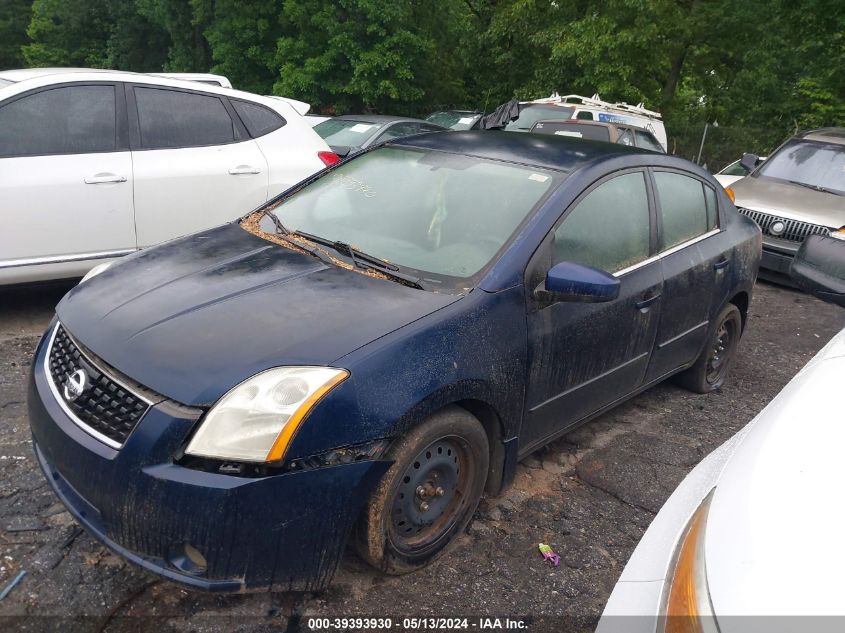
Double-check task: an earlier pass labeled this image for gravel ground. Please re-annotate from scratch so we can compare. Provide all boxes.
[0,280,842,633]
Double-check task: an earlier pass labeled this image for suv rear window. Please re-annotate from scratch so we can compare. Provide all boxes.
[532,121,610,142]
[505,105,574,131]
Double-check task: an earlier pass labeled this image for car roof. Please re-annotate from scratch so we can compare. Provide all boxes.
[798,127,845,146]
[0,67,121,82]
[391,130,654,172]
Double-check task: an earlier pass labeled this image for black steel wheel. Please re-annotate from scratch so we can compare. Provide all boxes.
[675,302,743,393]
[355,406,488,573]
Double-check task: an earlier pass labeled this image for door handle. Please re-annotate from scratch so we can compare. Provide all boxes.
[228,165,261,175]
[84,174,127,184]
[714,258,730,271]
[635,293,661,310]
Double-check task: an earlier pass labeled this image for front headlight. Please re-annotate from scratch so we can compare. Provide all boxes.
[185,366,348,463]
[663,490,717,633]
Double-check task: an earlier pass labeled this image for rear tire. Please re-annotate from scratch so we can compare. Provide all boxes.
[675,303,742,393]
[355,406,489,574]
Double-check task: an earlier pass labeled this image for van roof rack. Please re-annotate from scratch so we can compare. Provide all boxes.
[529,93,662,120]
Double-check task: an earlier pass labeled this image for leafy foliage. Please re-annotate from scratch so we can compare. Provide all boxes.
[1,0,841,150]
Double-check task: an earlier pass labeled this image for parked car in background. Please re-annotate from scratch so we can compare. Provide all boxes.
[0,68,335,285]
[305,114,331,126]
[518,94,667,150]
[599,234,845,632]
[313,114,447,158]
[727,128,845,279]
[29,131,759,593]
[713,155,767,188]
[530,119,664,152]
[151,72,232,88]
[425,110,482,130]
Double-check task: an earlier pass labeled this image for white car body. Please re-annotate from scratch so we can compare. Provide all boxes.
[599,326,845,632]
[0,68,331,285]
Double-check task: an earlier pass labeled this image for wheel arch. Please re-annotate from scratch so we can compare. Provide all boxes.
[386,385,515,497]
[729,289,750,331]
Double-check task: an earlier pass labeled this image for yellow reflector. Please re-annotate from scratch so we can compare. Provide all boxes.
[724,187,735,203]
[264,370,349,462]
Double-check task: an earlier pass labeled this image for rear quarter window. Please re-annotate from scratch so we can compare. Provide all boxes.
[232,100,285,138]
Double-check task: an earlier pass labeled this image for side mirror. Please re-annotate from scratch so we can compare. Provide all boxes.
[790,235,845,307]
[739,152,760,173]
[535,261,620,304]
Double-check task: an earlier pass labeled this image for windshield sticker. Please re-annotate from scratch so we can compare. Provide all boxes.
[528,173,550,182]
[333,172,376,197]
[554,131,583,138]
[348,123,374,133]
[458,117,474,124]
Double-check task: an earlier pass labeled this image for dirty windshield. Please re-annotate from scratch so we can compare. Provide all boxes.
[758,139,845,195]
[263,147,559,281]
[313,119,382,148]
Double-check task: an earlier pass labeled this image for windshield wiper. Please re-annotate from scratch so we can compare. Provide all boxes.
[295,230,425,289]
[787,180,844,196]
[263,210,334,266]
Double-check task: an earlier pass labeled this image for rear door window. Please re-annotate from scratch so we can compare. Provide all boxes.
[134,87,238,149]
[553,171,651,273]
[654,171,713,249]
[0,85,116,157]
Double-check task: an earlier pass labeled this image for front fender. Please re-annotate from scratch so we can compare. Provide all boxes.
[284,286,528,461]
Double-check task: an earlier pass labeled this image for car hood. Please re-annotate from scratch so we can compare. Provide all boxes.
[57,223,460,406]
[731,176,845,228]
[705,327,845,620]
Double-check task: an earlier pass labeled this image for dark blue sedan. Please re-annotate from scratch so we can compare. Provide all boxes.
[28,131,761,592]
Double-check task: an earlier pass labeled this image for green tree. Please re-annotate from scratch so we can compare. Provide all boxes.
[0,0,31,70]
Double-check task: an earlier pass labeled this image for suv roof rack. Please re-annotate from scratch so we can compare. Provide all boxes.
[529,93,662,120]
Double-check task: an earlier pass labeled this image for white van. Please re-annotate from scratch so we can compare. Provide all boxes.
[525,94,667,151]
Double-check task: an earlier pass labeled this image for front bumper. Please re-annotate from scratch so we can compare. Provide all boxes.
[28,327,389,592]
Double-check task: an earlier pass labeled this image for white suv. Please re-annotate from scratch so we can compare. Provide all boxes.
[0,68,335,285]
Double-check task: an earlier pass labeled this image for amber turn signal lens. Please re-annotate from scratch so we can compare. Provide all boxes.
[724,187,735,203]
[664,492,715,633]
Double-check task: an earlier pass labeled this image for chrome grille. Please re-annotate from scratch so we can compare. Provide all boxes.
[46,324,151,448]
[737,207,831,243]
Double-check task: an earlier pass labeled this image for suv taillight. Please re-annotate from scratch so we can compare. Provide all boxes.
[318,151,340,167]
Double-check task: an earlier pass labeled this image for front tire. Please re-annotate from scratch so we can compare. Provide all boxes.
[675,303,742,393]
[355,406,489,574]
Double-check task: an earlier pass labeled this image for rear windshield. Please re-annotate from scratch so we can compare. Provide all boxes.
[532,121,610,142]
[505,105,574,131]
[313,119,383,149]
[426,111,480,130]
[758,139,845,196]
